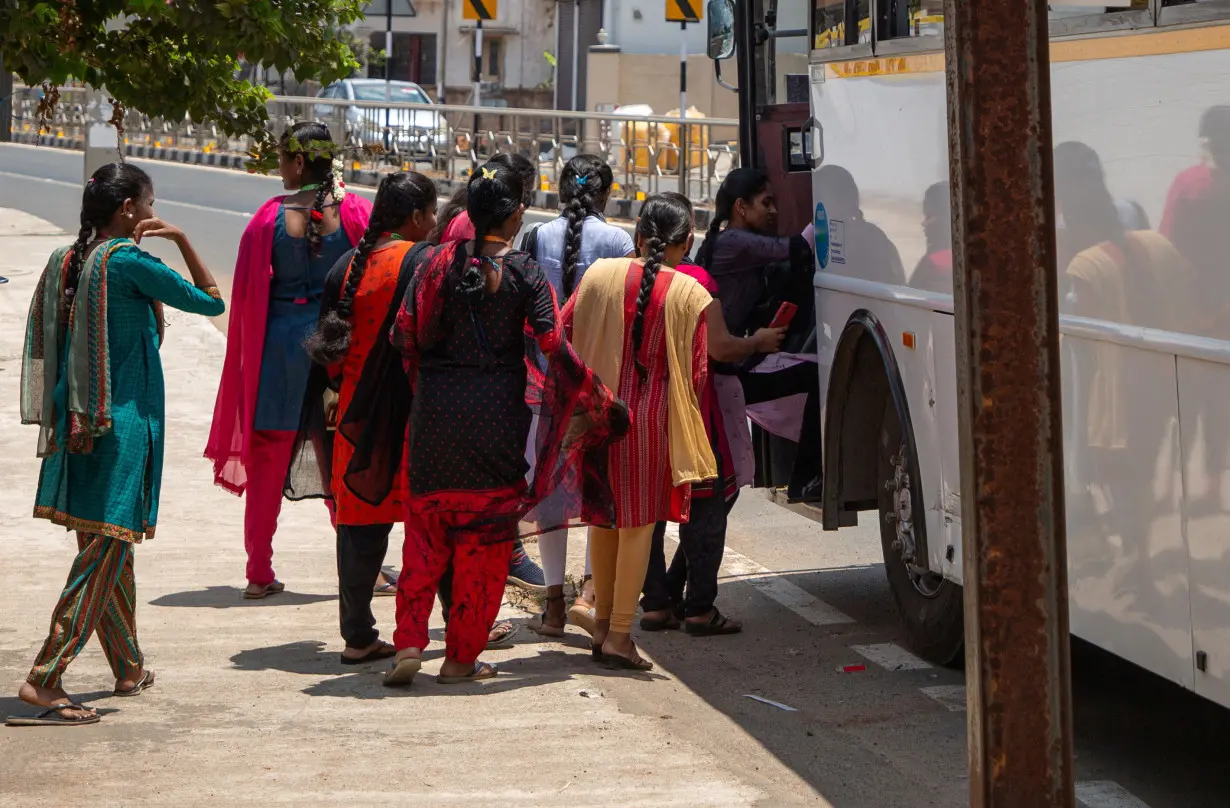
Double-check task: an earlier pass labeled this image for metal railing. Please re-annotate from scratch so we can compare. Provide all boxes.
[11,85,739,204]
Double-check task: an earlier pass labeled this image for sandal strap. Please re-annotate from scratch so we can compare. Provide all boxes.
[39,702,90,717]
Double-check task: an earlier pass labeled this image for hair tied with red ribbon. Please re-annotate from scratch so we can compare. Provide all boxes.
[310,209,324,222]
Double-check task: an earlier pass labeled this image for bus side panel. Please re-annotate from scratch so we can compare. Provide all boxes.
[1177,358,1230,706]
[810,67,953,577]
[1064,336,1193,692]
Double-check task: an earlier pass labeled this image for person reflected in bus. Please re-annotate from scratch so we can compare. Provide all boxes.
[1159,104,1230,340]
[525,154,636,641]
[640,193,786,636]
[1055,142,1200,534]
[814,164,906,287]
[428,152,551,596]
[910,181,953,295]
[694,168,823,503]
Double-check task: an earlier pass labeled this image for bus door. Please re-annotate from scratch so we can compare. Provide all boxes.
[750,101,822,490]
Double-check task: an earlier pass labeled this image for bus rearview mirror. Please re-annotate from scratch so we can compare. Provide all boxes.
[707,0,736,60]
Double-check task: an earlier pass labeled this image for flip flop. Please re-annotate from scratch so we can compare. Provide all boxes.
[382,656,422,687]
[340,642,397,666]
[243,580,286,600]
[113,669,156,697]
[437,660,498,684]
[6,702,100,727]
[486,622,519,649]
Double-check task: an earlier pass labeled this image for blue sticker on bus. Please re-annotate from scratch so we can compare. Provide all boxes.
[814,202,830,269]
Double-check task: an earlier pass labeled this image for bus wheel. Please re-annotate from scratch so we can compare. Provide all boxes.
[877,397,964,668]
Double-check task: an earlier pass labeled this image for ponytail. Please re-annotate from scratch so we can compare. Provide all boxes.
[460,160,524,303]
[306,171,437,366]
[67,162,154,311]
[696,167,770,269]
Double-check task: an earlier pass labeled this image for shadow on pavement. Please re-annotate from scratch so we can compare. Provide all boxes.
[0,689,118,724]
[150,586,336,609]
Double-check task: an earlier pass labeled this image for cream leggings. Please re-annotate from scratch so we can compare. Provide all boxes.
[589,525,656,633]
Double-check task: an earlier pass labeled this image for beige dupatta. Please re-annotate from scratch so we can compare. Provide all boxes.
[569,257,717,485]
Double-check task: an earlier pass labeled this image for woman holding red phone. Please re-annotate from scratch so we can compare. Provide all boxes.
[639,193,785,635]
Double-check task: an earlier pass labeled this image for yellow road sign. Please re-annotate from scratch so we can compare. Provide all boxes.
[463,0,496,20]
[666,0,700,23]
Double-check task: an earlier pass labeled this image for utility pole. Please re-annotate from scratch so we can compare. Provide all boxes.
[0,56,12,144]
[945,0,1076,804]
[438,0,450,101]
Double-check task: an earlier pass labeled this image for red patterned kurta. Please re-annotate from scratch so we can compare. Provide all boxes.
[332,242,413,525]
[606,266,708,528]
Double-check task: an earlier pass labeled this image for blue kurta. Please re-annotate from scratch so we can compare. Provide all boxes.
[253,205,353,431]
[33,244,226,542]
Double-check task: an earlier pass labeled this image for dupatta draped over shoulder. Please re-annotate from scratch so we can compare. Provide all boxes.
[341,241,629,542]
[206,193,372,495]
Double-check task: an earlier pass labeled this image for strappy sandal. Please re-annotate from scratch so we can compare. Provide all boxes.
[684,608,743,636]
[567,577,597,637]
[6,702,100,727]
[639,612,681,632]
[113,669,156,697]
[437,660,498,684]
[528,594,567,638]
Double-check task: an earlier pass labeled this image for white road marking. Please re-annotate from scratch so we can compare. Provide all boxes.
[850,643,933,671]
[664,523,855,626]
[0,170,253,218]
[919,684,966,711]
[1075,781,1153,808]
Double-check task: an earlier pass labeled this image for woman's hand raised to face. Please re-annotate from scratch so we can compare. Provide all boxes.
[133,218,187,245]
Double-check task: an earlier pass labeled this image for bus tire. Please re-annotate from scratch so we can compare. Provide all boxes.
[877,396,965,668]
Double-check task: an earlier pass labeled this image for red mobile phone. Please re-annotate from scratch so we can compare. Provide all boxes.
[770,302,798,329]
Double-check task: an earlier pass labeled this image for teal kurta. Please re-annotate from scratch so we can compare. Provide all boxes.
[33,244,225,542]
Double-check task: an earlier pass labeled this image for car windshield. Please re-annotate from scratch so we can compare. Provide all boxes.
[351,83,431,104]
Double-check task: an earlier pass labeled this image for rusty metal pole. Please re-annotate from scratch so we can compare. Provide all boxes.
[943,0,1075,805]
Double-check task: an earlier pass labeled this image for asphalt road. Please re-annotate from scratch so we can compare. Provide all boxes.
[2,144,1229,807]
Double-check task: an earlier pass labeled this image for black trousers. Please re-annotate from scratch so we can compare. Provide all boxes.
[337,523,392,649]
[641,492,738,618]
[737,361,823,488]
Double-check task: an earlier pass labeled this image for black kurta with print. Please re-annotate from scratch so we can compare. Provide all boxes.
[409,251,556,495]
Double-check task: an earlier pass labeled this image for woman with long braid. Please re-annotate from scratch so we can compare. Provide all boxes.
[527,154,635,640]
[562,193,717,670]
[286,172,436,665]
[13,163,224,726]
[207,122,372,600]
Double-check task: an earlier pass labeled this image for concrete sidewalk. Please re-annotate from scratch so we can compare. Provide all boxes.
[0,210,768,806]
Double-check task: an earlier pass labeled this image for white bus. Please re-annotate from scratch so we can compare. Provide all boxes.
[708,0,1230,709]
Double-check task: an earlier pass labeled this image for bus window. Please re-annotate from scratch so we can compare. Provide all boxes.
[1049,2,1151,34]
[812,0,870,49]
[873,0,944,42]
[1159,0,1230,24]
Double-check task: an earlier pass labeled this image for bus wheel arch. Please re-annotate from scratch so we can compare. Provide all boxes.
[823,311,964,667]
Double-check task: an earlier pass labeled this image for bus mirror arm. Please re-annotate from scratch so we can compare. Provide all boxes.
[715,60,739,93]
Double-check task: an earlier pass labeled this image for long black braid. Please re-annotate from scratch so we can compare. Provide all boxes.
[66,163,153,316]
[306,171,437,366]
[631,193,694,380]
[280,121,336,256]
[558,154,614,298]
[694,167,769,270]
[459,160,524,303]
